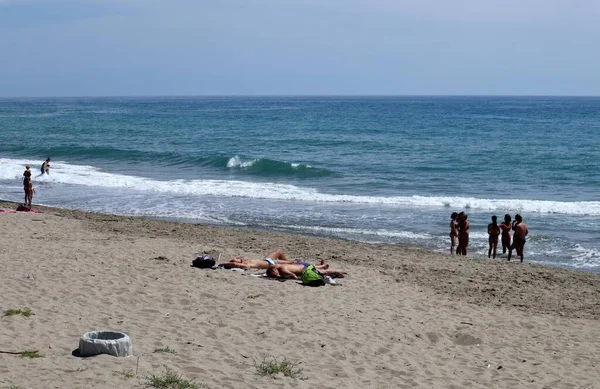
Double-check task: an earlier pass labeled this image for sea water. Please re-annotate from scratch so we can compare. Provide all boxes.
[0,96,599,271]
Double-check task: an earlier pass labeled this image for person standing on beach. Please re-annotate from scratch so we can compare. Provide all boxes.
[455,212,464,254]
[23,164,31,206]
[450,212,459,254]
[40,158,51,175]
[487,215,501,259]
[27,182,35,208]
[457,212,469,256]
[499,214,512,255]
[508,214,529,262]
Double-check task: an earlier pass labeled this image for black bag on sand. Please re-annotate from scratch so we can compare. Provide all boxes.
[192,255,215,269]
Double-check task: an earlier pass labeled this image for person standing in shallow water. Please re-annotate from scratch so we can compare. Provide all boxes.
[457,212,470,256]
[449,212,459,254]
[487,215,501,259]
[499,214,512,255]
[455,212,464,254]
[40,157,51,175]
[508,214,529,262]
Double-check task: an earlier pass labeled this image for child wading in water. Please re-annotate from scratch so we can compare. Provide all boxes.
[499,214,512,255]
[449,212,459,254]
[487,215,501,259]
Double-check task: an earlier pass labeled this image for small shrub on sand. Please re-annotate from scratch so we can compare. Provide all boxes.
[154,346,177,354]
[20,351,44,358]
[114,368,136,378]
[3,309,33,317]
[146,368,207,389]
[253,357,304,379]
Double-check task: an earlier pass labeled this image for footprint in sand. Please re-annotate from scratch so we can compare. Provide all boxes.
[452,333,482,346]
[426,332,440,344]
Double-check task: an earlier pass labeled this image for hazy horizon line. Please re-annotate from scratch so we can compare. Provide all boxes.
[1,94,599,99]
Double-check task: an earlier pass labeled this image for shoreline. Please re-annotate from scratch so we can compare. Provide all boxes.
[3,199,595,275]
[1,200,600,388]
[3,199,599,272]
[2,199,598,318]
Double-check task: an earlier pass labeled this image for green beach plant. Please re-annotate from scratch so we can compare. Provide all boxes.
[3,309,33,317]
[253,356,304,379]
[153,346,177,354]
[20,351,44,358]
[114,368,136,379]
[146,368,206,389]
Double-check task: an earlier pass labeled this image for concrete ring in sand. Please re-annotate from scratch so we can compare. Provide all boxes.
[79,331,133,357]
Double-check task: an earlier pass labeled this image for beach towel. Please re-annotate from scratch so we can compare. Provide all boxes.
[0,207,42,213]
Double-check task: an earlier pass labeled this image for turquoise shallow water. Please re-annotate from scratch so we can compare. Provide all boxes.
[1,96,599,270]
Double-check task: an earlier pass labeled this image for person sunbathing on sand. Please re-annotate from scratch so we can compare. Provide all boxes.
[219,249,315,270]
[266,263,345,280]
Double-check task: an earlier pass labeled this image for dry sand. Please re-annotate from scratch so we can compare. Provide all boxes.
[1,201,599,389]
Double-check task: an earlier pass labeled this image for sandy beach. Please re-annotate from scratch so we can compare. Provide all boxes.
[1,200,599,389]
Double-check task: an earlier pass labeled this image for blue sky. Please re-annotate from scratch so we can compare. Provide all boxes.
[0,0,598,96]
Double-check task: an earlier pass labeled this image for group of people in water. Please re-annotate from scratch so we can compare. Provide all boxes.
[22,158,50,208]
[450,212,529,262]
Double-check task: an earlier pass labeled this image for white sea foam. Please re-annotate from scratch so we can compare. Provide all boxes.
[283,224,432,240]
[226,155,257,168]
[2,158,600,216]
[467,232,490,239]
[570,245,600,268]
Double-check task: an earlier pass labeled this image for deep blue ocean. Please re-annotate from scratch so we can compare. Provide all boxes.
[1,96,599,271]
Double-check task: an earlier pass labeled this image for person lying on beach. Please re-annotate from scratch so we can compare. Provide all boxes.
[219,249,315,270]
[265,262,345,280]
